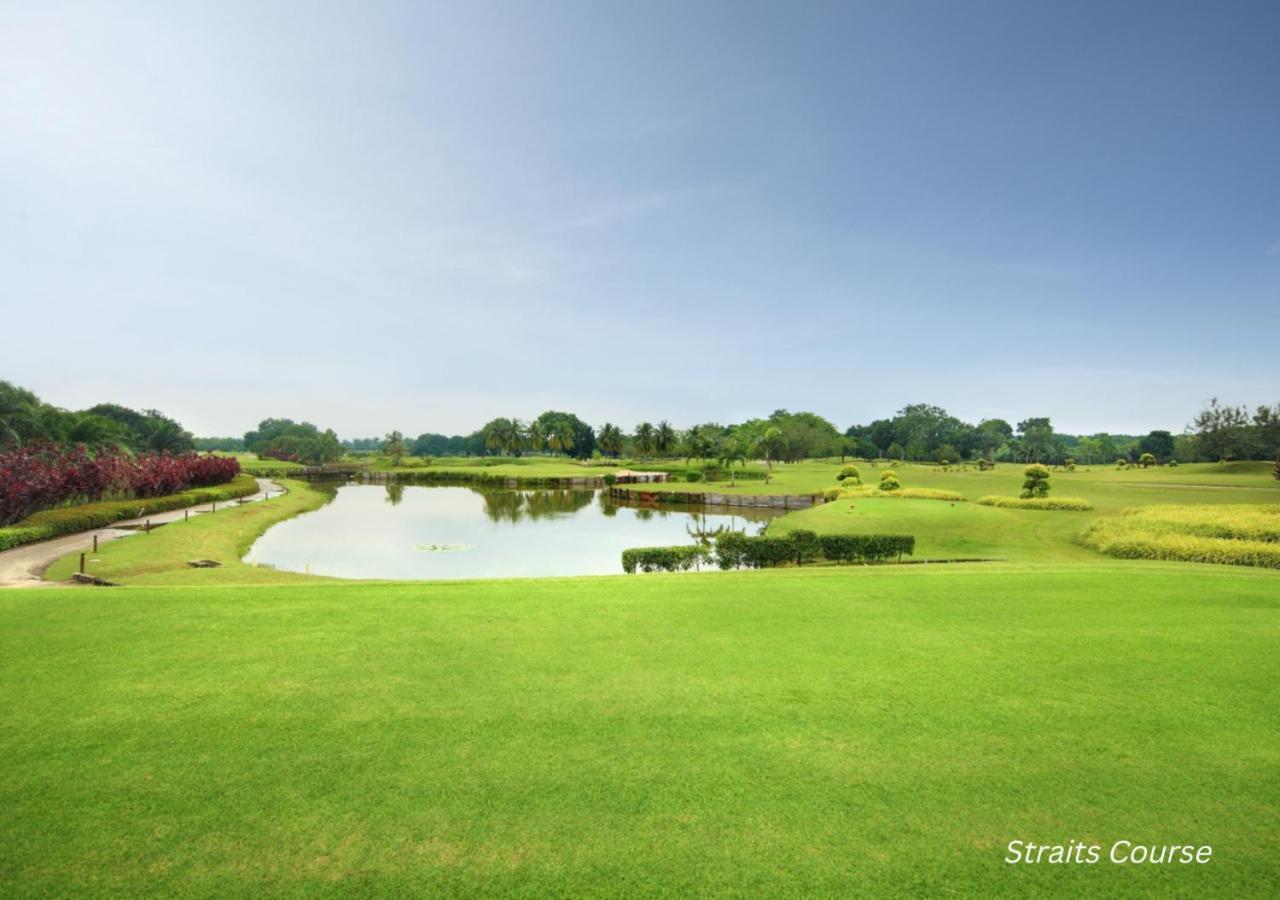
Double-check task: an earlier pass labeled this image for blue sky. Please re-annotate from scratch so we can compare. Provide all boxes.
[2,0,1276,438]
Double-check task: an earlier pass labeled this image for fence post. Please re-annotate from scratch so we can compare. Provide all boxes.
[93,534,98,553]
[79,553,85,574]
[185,509,189,522]
[146,519,151,533]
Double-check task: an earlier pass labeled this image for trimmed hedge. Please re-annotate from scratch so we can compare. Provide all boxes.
[0,474,260,552]
[621,545,711,574]
[712,530,915,570]
[621,530,915,574]
[977,496,1092,511]
[839,487,964,502]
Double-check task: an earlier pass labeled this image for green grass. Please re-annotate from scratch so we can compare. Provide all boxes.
[13,459,1280,895]
[764,462,1278,563]
[1,565,1277,897]
[217,452,305,472]
[43,478,334,586]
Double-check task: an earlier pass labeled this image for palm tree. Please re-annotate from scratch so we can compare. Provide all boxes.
[655,420,676,457]
[760,426,786,482]
[718,438,747,485]
[548,423,575,457]
[683,425,714,463]
[634,422,655,458]
[526,420,546,455]
[598,423,624,458]
[483,418,509,455]
[501,419,526,456]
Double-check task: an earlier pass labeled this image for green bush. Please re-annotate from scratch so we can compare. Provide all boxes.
[1020,464,1051,499]
[879,471,901,492]
[0,526,54,551]
[621,545,710,573]
[0,474,260,552]
[823,488,841,502]
[977,496,1092,511]
[788,529,823,565]
[817,534,916,563]
[836,464,861,485]
[710,531,914,570]
[1168,459,1179,467]
[603,473,617,486]
[1116,458,1128,468]
[685,471,703,483]
[977,458,995,471]
[1139,452,1156,468]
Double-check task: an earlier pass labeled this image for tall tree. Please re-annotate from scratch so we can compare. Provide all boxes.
[526,420,546,454]
[597,423,624,457]
[1138,430,1175,463]
[634,422,655,457]
[1016,418,1054,462]
[384,430,408,466]
[1189,398,1250,461]
[655,420,676,456]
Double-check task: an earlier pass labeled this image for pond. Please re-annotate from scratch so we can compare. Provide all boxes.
[245,483,780,580]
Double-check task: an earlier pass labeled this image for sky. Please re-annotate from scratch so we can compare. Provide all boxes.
[2,0,1277,439]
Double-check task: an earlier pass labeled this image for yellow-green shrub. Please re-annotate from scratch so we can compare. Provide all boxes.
[1085,506,1280,569]
[840,487,964,502]
[978,496,1092,511]
[1087,505,1280,543]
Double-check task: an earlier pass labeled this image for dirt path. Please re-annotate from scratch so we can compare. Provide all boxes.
[0,477,283,588]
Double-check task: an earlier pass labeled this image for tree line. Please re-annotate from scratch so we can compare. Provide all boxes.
[8,378,1275,467]
[396,401,1280,466]
[0,380,195,455]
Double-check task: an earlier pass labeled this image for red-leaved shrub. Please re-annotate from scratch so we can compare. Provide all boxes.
[0,444,240,525]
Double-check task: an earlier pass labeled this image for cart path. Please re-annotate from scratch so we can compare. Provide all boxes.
[0,478,283,588]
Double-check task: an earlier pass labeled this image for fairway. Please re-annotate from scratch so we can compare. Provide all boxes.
[1,565,1276,897]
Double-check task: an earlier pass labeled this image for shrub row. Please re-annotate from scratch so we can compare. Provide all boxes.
[977,496,1092,511]
[1,444,241,525]
[1084,520,1280,569]
[838,487,965,502]
[1099,504,1280,543]
[620,530,915,573]
[621,545,711,573]
[0,474,259,551]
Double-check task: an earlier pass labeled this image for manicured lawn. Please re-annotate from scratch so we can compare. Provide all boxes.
[2,565,1277,897]
[625,460,1280,501]
[43,478,334,586]
[770,496,1100,561]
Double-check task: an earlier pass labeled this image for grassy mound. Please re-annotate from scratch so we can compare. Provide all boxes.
[1084,504,1280,568]
[977,496,1092,511]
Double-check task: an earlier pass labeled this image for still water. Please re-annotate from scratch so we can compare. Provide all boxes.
[245,483,778,580]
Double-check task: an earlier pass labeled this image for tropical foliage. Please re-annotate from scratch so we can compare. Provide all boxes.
[0,443,241,525]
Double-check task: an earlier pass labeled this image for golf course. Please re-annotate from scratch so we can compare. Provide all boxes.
[3,456,1278,896]
[4,2,1278,894]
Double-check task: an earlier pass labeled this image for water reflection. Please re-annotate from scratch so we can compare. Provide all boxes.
[477,487,595,523]
[246,484,780,581]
